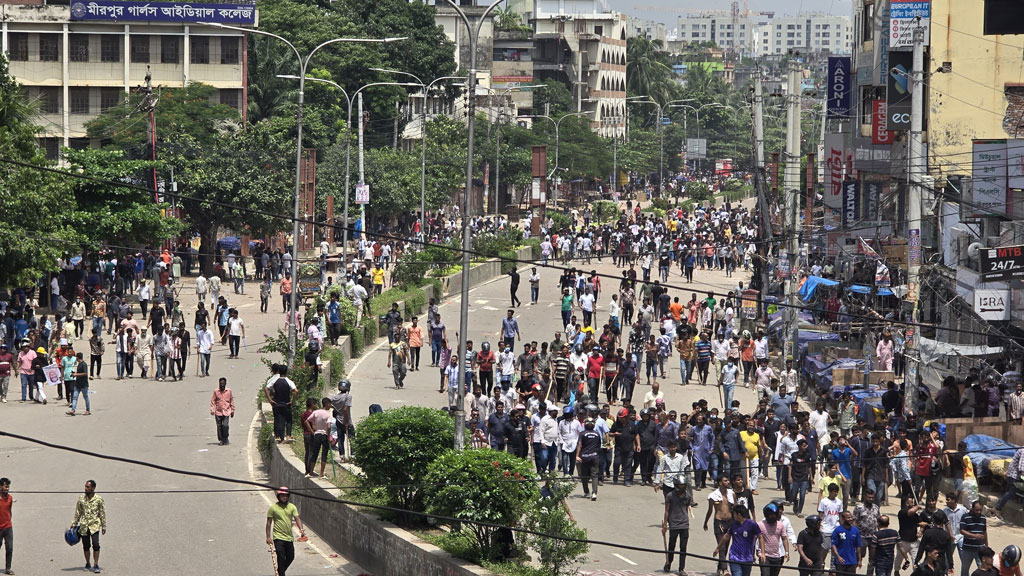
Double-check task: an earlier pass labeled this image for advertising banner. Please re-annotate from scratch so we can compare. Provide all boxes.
[823,133,846,225]
[842,180,860,227]
[890,0,930,49]
[886,50,913,131]
[827,57,852,118]
[872,100,893,144]
[972,140,1008,217]
[980,244,1024,282]
[70,0,256,23]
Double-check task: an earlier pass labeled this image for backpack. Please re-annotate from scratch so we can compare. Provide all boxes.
[308,338,321,354]
[368,404,383,415]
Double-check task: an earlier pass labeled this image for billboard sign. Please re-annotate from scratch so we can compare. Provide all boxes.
[890,0,930,49]
[842,180,860,227]
[827,57,852,118]
[872,100,893,144]
[972,140,1008,217]
[823,133,845,226]
[886,50,913,131]
[980,244,1024,282]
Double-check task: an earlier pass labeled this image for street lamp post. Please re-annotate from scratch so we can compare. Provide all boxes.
[672,102,727,174]
[627,97,662,196]
[278,76,420,273]
[442,0,506,451]
[521,110,593,190]
[202,22,404,366]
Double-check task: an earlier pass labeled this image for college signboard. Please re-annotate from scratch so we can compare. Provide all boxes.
[70,0,256,24]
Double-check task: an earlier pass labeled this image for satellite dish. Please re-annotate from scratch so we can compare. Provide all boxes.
[967,242,985,259]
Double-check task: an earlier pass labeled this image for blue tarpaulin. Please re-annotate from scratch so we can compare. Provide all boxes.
[849,284,894,296]
[799,275,841,301]
[963,434,1022,482]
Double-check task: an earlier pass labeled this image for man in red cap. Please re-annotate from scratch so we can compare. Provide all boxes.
[266,487,306,576]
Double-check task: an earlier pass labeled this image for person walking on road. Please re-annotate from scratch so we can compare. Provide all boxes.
[303,398,333,478]
[662,476,692,575]
[71,480,106,574]
[508,267,521,307]
[210,377,235,445]
[67,352,91,416]
[266,487,305,576]
[0,478,13,575]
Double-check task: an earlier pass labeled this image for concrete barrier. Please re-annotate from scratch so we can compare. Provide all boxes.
[260,407,495,576]
[441,246,534,296]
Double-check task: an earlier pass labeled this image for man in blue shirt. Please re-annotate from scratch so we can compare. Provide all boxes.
[501,310,520,350]
[326,293,341,346]
[831,510,862,576]
[831,437,854,507]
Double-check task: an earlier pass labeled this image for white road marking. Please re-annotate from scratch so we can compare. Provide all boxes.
[481,306,500,311]
[612,553,637,566]
[474,300,489,304]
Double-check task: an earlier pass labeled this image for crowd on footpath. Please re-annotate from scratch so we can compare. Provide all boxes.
[293,198,1024,576]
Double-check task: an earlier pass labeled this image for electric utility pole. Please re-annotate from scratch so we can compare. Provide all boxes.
[905,24,925,402]
[784,57,801,359]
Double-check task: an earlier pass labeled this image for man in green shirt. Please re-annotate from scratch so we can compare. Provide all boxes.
[266,487,306,576]
[71,479,106,573]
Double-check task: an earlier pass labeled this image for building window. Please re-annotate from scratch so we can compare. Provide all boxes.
[219,88,240,111]
[131,35,150,63]
[862,2,875,42]
[161,36,180,64]
[8,33,28,61]
[41,138,60,160]
[37,87,59,114]
[69,88,90,115]
[594,25,603,36]
[823,24,830,29]
[100,35,121,62]
[100,88,122,111]
[220,36,239,64]
[70,34,89,62]
[190,36,209,64]
[39,34,59,62]
[860,86,875,125]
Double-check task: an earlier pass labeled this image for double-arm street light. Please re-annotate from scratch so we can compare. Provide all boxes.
[671,102,728,173]
[371,68,467,238]
[521,110,593,185]
[203,22,404,366]
[626,96,663,195]
[277,76,420,268]
[441,0,505,450]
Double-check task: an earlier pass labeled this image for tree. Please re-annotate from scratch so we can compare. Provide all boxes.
[523,479,589,575]
[62,148,183,249]
[159,123,293,274]
[85,83,240,154]
[0,54,80,290]
[247,35,298,124]
[422,449,539,559]
[351,405,454,521]
[532,83,573,117]
[627,37,675,105]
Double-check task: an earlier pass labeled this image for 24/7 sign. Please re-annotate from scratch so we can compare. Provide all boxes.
[981,244,1024,281]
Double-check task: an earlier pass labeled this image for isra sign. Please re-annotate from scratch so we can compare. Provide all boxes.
[974,289,1010,321]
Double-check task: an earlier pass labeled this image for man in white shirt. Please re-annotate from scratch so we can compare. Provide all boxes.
[349,283,368,326]
[539,405,560,474]
[754,330,769,361]
[196,325,214,377]
[608,294,620,332]
[779,357,799,392]
[712,333,731,374]
[817,483,844,556]
[643,381,665,410]
[808,400,831,440]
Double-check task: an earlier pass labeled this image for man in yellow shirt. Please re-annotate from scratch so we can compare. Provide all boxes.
[266,487,306,576]
[739,419,763,493]
[371,264,385,295]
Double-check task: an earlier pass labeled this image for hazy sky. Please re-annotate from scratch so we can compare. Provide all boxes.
[606,0,854,28]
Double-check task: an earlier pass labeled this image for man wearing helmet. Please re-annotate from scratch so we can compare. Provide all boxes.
[797,515,825,576]
[329,380,353,463]
[995,546,1022,576]
[265,487,306,576]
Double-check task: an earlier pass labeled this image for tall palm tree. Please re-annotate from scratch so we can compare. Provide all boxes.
[246,36,296,124]
[626,37,673,105]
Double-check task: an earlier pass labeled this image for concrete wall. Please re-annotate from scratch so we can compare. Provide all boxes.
[262,409,494,576]
[441,246,534,296]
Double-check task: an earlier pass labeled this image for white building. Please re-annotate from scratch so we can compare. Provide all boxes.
[625,15,666,46]
[678,12,851,57]
[753,14,852,56]
[0,0,254,156]
[530,0,627,138]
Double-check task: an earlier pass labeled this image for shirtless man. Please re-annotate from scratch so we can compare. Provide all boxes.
[704,474,736,576]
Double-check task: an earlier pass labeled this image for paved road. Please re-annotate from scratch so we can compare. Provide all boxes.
[345,244,1024,576]
[3,283,360,576]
